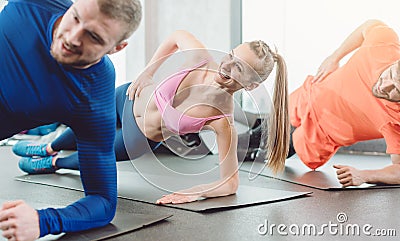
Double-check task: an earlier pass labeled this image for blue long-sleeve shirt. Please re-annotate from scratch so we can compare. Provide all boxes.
[0,0,117,236]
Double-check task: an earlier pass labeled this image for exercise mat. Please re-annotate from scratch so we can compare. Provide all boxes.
[16,153,311,211]
[0,198,171,241]
[239,153,400,190]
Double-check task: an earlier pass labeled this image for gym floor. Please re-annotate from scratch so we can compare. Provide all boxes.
[1,146,398,241]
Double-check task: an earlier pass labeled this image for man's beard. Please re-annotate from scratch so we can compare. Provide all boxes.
[50,40,91,68]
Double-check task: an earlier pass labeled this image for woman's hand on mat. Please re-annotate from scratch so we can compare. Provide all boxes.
[156,192,201,205]
[0,200,40,241]
[156,176,239,204]
[334,165,366,187]
[126,72,153,100]
[312,55,339,83]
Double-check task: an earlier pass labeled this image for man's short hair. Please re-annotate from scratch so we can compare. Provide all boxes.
[97,0,142,42]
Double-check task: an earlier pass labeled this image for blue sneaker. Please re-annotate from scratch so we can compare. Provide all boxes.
[12,141,49,157]
[18,156,56,174]
[27,123,60,136]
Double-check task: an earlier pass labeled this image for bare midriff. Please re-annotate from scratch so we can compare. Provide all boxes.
[133,84,167,142]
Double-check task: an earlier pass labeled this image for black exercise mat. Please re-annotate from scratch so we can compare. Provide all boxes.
[15,170,310,212]
[0,199,171,241]
[59,212,171,241]
[239,153,400,190]
[116,170,311,211]
[15,151,311,212]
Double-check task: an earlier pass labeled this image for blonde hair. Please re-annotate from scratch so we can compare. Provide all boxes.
[248,40,290,174]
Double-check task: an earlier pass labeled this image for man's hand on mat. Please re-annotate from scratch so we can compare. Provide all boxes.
[0,200,40,241]
[156,193,201,204]
[334,165,366,187]
[312,55,339,83]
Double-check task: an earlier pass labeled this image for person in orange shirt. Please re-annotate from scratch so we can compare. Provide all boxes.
[290,19,400,187]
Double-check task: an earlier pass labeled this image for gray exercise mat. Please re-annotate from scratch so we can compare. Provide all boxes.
[15,152,311,211]
[58,212,172,241]
[15,170,310,212]
[0,199,171,241]
[116,171,311,211]
[239,153,400,190]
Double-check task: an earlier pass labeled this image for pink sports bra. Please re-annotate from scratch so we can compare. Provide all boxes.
[154,60,232,135]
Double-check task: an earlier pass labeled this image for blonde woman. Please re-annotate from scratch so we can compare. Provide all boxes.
[14,30,290,204]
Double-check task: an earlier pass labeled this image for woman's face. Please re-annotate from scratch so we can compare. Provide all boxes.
[373,60,400,102]
[216,43,261,91]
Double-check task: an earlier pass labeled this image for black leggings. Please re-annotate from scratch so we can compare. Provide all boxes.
[237,123,296,162]
[287,125,296,158]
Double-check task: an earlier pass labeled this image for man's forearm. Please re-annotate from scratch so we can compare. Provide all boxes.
[362,164,400,185]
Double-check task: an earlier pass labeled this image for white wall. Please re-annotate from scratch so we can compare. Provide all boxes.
[109,48,127,87]
[0,0,6,11]
[118,0,236,87]
[243,0,400,93]
[115,0,238,86]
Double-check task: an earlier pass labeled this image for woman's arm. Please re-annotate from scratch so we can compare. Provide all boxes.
[146,30,207,72]
[156,117,239,204]
[127,30,208,99]
[201,117,240,198]
[313,19,385,82]
[334,154,400,187]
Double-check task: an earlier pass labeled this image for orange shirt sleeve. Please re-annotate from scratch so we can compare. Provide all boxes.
[381,122,400,154]
[363,24,399,47]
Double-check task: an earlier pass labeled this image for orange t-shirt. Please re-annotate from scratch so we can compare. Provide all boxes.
[290,23,400,170]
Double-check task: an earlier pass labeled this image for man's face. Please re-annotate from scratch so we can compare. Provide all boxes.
[372,60,400,102]
[50,0,126,68]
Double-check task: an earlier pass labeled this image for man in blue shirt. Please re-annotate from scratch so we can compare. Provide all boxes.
[0,0,141,240]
